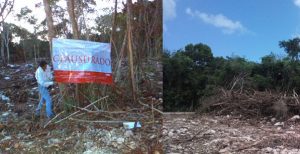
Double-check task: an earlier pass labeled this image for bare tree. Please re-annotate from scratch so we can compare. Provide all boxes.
[0,0,14,64]
[67,0,80,39]
[2,24,10,63]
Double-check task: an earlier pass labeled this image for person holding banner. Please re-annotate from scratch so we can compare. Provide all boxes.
[35,60,54,120]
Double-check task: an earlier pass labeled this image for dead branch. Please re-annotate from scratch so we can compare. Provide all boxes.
[139,100,163,114]
[44,111,65,128]
[69,118,124,124]
[55,96,109,124]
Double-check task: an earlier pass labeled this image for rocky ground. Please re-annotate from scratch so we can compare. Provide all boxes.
[163,113,300,154]
[0,58,163,153]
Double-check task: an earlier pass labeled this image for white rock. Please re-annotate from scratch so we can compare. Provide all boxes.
[48,138,62,144]
[4,77,10,80]
[149,134,156,139]
[277,127,282,130]
[116,137,125,144]
[84,141,93,149]
[219,147,230,153]
[265,147,273,151]
[168,131,174,137]
[289,115,300,121]
[124,130,133,137]
[204,129,216,135]
[271,118,276,122]
[274,122,284,126]
[2,112,9,117]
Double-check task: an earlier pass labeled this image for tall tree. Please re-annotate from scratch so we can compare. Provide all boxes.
[67,0,79,39]
[66,0,81,103]
[279,38,300,61]
[0,0,14,64]
[126,0,136,102]
[42,0,56,54]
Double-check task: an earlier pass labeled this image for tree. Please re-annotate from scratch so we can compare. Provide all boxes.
[126,0,137,102]
[279,37,300,61]
[0,0,14,64]
[42,0,56,54]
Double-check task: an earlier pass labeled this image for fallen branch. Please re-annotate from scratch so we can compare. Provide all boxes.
[139,100,163,114]
[44,111,65,128]
[69,118,124,124]
[55,96,109,124]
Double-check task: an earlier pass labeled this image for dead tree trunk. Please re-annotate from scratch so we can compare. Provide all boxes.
[126,0,136,102]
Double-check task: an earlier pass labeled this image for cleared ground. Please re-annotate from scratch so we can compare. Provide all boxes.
[163,113,300,154]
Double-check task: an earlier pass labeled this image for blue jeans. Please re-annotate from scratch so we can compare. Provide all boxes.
[36,84,53,118]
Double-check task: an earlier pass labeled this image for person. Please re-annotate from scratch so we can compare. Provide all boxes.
[35,60,54,120]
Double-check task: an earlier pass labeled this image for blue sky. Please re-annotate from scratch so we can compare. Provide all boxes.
[163,0,300,62]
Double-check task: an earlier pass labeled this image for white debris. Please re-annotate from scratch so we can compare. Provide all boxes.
[2,112,9,117]
[0,94,10,101]
[4,77,10,80]
[123,121,141,129]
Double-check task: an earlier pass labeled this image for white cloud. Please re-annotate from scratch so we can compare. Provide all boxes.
[164,0,176,20]
[186,7,247,34]
[294,0,300,7]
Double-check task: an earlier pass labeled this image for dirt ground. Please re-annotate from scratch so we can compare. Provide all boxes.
[163,113,300,154]
[0,58,163,153]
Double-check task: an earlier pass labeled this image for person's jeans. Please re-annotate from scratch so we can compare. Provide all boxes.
[35,84,53,118]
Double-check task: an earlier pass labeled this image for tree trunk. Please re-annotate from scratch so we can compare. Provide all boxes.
[67,0,80,39]
[43,0,67,108]
[0,34,5,64]
[42,0,55,55]
[111,0,118,59]
[126,0,136,102]
[67,0,82,105]
[4,24,10,64]
[34,44,37,64]
[114,30,127,82]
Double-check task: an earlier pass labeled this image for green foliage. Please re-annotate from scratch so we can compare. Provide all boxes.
[164,42,300,112]
[279,37,300,61]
